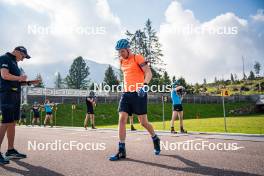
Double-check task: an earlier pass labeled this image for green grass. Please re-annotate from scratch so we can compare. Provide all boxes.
[15,102,264,134]
[53,102,252,126]
[98,114,264,134]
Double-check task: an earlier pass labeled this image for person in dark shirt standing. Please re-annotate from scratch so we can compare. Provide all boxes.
[18,104,27,126]
[0,46,40,164]
[84,91,96,130]
[32,101,41,126]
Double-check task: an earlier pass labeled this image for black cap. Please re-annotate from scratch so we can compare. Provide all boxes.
[14,46,31,59]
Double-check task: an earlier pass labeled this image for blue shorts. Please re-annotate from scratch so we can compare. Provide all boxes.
[118,92,147,115]
[0,91,21,123]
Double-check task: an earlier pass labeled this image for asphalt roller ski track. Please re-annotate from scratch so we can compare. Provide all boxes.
[0,126,264,176]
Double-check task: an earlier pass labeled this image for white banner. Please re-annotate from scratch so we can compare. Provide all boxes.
[26,87,109,97]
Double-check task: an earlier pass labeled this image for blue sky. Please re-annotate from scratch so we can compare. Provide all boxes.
[107,0,171,30]
[0,0,263,86]
[181,0,264,21]
[108,0,264,30]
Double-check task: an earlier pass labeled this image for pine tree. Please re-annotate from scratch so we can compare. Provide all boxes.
[104,65,119,90]
[203,78,207,85]
[149,68,162,86]
[230,73,234,83]
[178,77,188,88]
[65,56,90,89]
[161,71,171,85]
[194,83,200,94]
[254,61,261,75]
[214,77,218,84]
[144,19,164,71]
[54,72,64,89]
[126,19,164,85]
[248,71,255,80]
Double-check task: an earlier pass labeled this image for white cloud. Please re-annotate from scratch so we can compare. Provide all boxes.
[159,1,264,84]
[0,0,124,86]
[251,9,264,22]
[0,0,123,66]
